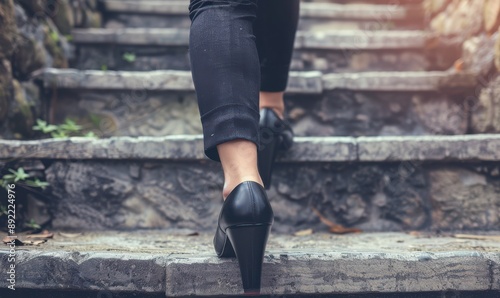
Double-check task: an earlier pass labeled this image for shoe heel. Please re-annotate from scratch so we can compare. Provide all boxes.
[226,224,271,295]
[258,128,279,189]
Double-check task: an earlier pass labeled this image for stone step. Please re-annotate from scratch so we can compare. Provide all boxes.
[1,135,500,232]
[38,68,477,137]
[102,1,424,31]
[0,232,500,298]
[71,28,434,72]
[0,231,499,296]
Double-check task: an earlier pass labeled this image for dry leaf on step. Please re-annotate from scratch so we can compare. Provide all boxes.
[58,232,83,238]
[27,230,54,239]
[311,207,362,235]
[294,229,313,237]
[454,58,464,72]
[453,234,500,241]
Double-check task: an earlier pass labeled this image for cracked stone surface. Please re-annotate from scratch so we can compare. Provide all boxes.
[471,75,500,133]
[37,69,476,138]
[41,160,500,231]
[70,28,431,73]
[75,44,429,73]
[2,135,500,161]
[71,29,429,49]
[101,1,425,32]
[0,232,499,296]
[40,69,476,92]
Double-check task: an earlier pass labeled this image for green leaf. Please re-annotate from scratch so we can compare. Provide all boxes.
[32,119,46,130]
[33,119,58,133]
[51,130,69,138]
[101,64,108,71]
[83,131,98,139]
[49,30,59,43]
[25,178,50,190]
[9,168,30,182]
[65,34,73,41]
[122,52,136,63]
[59,119,82,132]
[2,174,15,181]
[89,114,102,127]
[26,219,41,230]
[44,125,58,133]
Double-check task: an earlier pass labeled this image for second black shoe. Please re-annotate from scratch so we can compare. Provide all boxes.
[258,108,294,189]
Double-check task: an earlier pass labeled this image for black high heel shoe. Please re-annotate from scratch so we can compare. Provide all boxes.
[258,108,294,189]
[214,181,274,295]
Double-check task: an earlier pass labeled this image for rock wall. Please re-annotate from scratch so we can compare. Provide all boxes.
[425,0,500,133]
[0,0,100,139]
[38,159,500,232]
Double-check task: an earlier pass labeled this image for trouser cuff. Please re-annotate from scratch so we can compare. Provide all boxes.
[201,104,260,162]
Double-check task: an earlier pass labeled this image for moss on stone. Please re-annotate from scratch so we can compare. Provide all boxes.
[0,0,18,59]
[0,59,12,124]
[43,23,68,69]
[51,0,74,35]
[12,34,47,79]
[8,79,36,138]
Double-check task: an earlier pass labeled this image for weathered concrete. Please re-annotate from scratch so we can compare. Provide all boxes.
[71,28,433,73]
[71,29,433,72]
[429,168,500,231]
[322,71,477,91]
[102,1,424,31]
[74,43,429,72]
[471,75,500,133]
[0,251,166,292]
[168,252,493,296]
[37,68,477,138]
[2,135,500,162]
[40,68,322,93]
[298,30,429,50]
[44,90,469,138]
[358,135,500,161]
[40,68,477,92]
[0,232,499,296]
[103,0,188,15]
[0,136,357,161]
[102,1,419,21]
[1,136,500,231]
[72,28,429,50]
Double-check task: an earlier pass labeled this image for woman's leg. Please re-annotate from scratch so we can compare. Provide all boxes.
[188,0,262,198]
[254,0,300,118]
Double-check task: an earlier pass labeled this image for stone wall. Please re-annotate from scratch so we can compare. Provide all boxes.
[21,159,500,232]
[0,0,100,139]
[425,0,500,133]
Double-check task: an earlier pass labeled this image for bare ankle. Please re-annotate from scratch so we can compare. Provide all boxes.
[222,175,263,200]
[217,140,263,200]
[260,91,285,119]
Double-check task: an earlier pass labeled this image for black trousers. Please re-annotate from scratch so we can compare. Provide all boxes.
[188,0,300,161]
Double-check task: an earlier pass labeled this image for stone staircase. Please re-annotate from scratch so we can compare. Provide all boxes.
[1,0,500,297]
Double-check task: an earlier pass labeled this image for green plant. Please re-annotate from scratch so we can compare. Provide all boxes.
[33,118,97,139]
[25,219,41,230]
[32,119,58,134]
[49,30,60,43]
[0,205,7,216]
[101,64,108,71]
[84,131,98,138]
[65,34,73,42]
[24,178,50,189]
[0,168,49,190]
[122,52,136,63]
